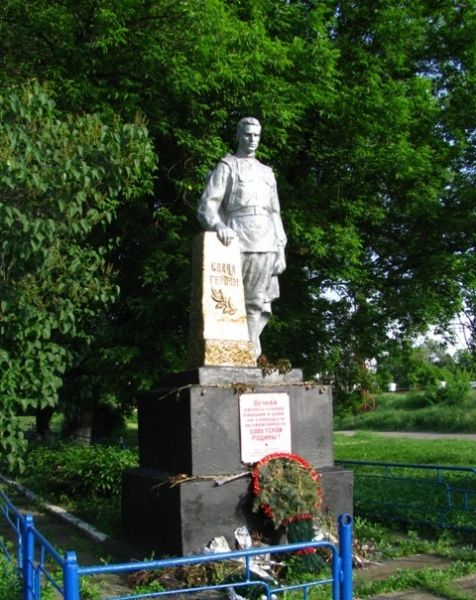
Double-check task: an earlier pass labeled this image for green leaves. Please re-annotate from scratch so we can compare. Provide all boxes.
[23,443,138,498]
[252,455,322,528]
[0,0,475,419]
[0,82,156,469]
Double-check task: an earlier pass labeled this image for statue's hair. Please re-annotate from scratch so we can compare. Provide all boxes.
[236,117,261,137]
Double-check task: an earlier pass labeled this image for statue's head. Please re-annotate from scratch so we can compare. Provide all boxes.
[236,117,261,157]
[236,117,261,138]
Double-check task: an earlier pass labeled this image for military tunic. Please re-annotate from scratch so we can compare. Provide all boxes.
[197,155,286,313]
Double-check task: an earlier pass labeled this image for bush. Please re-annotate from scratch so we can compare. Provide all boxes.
[424,370,471,406]
[23,442,138,498]
[333,389,368,416]
[403,390,432,409]
[0,553,21,600]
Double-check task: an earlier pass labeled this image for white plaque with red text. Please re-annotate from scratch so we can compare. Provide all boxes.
[239,393,291,463]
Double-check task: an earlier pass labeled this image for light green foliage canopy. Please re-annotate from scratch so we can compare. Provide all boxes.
[0,0,475,442]
[0,83,156,466]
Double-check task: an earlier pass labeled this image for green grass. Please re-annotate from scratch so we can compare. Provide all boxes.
[334,431,476,465]
[354,561,476,600]
[335,390,476,432]
[335,432,476,536]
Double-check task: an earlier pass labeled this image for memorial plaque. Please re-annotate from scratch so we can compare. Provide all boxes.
[239,393,291,463]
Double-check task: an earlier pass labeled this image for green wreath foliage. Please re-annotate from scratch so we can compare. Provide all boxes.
[252,454,322,528]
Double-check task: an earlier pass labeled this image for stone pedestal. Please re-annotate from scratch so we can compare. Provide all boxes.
[122,368,353,556]
[122,233,352,556]
[122,465,351,557]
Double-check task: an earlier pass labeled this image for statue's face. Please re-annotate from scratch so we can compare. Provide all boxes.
[237,124,261,156]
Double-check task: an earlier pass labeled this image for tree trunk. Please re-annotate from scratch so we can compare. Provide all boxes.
[35,406,54,441]
[70,403,96,445]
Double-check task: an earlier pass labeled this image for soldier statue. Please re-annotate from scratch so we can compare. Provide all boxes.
[197,117,286,358]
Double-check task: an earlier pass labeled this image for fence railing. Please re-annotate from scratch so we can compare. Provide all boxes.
[0,491,24,575]
[1,490,77,600]
[0,489,353,600]
[336,459,476,532]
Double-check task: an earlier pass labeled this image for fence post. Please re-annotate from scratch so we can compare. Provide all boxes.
[22,514,34,600]
[338,513,353,600]
[63,551,80,600]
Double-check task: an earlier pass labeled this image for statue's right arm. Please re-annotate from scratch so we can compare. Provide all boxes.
[197,161,236,246]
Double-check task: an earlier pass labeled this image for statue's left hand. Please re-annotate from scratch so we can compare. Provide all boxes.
[273,248,286,275]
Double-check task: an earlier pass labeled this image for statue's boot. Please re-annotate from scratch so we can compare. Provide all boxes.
[247,309,272,358]
[246,311,262,358]
[259,307,271,337]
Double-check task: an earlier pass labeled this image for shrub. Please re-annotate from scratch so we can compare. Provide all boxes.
[401,390,431,409]
[333,389,366,416]
[24,442,138,498]
[426,370,471,406]
[0,553,21,600]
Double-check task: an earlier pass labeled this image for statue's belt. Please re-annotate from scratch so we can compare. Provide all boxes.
[228,206,271,217]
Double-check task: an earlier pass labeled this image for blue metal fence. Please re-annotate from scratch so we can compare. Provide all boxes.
[336,459,476,533]
[0,490,353,600]
[0,491,24,575]
[0,491,75,600]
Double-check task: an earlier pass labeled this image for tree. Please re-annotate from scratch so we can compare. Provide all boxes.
[1,0,341,385]
[0,0,475,416]
[0,82,156,468]
[376,338,456,390]
[264,0,476,404]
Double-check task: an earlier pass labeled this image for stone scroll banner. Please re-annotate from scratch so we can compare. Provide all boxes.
[187,232,256,368]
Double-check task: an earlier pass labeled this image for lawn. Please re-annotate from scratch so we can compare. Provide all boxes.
[334,432,476,536]
[334,431,476,465]
[334,390,476,433]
